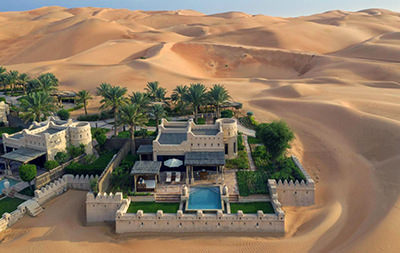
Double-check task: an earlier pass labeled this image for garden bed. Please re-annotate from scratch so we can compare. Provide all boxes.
[127,202,180,213]
[230,202,274,214]
[65,150,117,176]
[236,170,269,196]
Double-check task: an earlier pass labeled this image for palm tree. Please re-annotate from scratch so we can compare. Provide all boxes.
[171,85,188,114]
[184,83,207,121]
[151,104,166,134]
[96,82,111,97]
[17,73,30,95]
[99,84,127,136]
[208,84,230,118]
[130,91,150,109]
[37,73,58,93]
[18,91,57,122]
[118,104,147,154]
[0,67,6,91]
[76,90,93,115]
[7,70,19,93]
[145,81,167,102]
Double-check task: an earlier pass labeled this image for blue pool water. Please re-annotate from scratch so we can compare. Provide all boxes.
[187,186,222,210]
[0,178,19,194]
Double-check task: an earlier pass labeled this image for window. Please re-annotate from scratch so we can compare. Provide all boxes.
[225,144,228,155]
[234,142,237,153]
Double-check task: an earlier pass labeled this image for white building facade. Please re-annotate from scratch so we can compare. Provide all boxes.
[2,117,93,160]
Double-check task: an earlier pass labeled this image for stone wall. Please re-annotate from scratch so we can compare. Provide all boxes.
[86,191,285,234]
[35,154,86,189]
[97,140,130,193]
[0,174,96,233]
[115,209,284,234]
[86,192,127,223]
[34,174,96,205]
[270,156,315,206]
[0,203,26,232]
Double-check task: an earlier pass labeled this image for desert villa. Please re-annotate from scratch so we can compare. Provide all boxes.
[133,118,238,191]
[1,117,93,165]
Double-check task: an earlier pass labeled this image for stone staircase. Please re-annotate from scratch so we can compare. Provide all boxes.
[23,200,43,217]
[155,193,181,202]
[228,194,239,202]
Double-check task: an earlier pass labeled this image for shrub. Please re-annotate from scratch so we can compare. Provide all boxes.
[226,150,249,170]
[117,131,130,138]
[77,114,99,121]
[55,151,69,164]
[19,164,37,190]
[57,109,70,120]
[0,97,5,103]
[237,133,245,151]
[90,178,98,194]
[100,110,113,120]
[145,119,158,127]
[44,160,59,170]
[196,118,206,125]
[65,151,116,176]
[236,170,268,196]
[67,145,85,158]
[247,111,254,117]
[221,109,233,118]
[92,129,107,147]
[256,121,294,160]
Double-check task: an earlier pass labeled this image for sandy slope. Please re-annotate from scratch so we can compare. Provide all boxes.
[0,7,400,253]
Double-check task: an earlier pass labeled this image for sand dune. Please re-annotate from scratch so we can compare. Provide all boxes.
[0,7,400,253]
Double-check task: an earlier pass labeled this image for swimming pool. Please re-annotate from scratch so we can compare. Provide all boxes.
[0,178,19,194]
[186,186,223,211]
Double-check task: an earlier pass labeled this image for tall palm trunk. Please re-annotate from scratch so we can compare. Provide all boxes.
[84,101,88,115]
[114,108,118,136]
[194,106,198,122]
[130,126,136,155]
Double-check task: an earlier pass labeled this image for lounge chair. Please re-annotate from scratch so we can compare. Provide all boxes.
[175,172,181,183]
[166,172,172,183]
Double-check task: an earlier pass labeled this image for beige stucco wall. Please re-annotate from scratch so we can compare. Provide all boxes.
[269,156,315,206]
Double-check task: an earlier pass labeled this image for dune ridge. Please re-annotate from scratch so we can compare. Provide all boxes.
[0,6,400,253]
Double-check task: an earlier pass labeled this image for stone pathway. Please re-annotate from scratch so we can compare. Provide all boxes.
[243,135,256,171]
[237,122,256,137]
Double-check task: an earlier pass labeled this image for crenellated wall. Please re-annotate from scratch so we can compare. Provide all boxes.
[86,190,285,234]
[270,156,315,206]
[34,174,97,205]
[86,192,128,223]
[115,209,284,234]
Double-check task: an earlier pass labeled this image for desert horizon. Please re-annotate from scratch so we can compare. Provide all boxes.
[0,5,400,253]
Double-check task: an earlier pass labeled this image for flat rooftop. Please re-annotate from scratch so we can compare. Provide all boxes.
[38,128,65,135]
[192,129,219,136]
[158,132,187,145]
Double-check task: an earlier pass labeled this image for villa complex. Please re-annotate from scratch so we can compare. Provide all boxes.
[133,118,238,191]
[1,117,93,164]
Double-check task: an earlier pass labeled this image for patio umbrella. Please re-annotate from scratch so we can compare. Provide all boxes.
[164,158,183,168]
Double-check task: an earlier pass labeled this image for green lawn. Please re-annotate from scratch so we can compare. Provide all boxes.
[230,202,274,214]
[0,197,25,216]
[127,202,180,213]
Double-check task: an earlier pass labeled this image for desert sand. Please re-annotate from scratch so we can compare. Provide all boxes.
[0,6,400,252]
